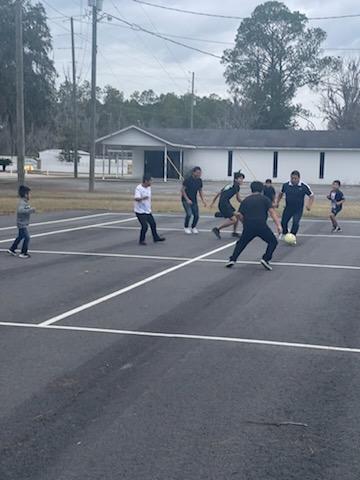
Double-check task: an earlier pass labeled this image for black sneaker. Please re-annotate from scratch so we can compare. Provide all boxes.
[331,226,337,233]
[226,260,235,268]
[212,227,221,239]
[139,241,147,246]
[7,249,17,256]
[154,237,166,242]
[336,226,342,232]
[232,232,240,238]
[260,259,272,271]
[19,253,31,259]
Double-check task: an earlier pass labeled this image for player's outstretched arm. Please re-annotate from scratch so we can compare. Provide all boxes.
[275,192,283,208]
[181,185,192,204]
[210,191,220,208]
[269,208,282,235]
[306,194,315,211]
[199,189,207,208]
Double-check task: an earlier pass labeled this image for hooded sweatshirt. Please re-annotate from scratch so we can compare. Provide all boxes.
[16,198,35,228]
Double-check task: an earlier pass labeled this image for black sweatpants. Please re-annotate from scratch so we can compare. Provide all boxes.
[136,213,161,243]
[230,223,278,262]
[281,206,303,235]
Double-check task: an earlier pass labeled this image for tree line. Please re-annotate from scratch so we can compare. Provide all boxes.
[0,0,359,157]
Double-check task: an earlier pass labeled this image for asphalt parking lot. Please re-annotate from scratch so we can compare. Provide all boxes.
[1,210,360,480]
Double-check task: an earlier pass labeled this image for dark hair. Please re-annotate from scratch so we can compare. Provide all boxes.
[250,181,264,193]
[291,170,300,177]
[142,174,152,183]
[18,185,31,198]
[192,166,201,173]
[265,178,272,184]
[333,180,341,186]
[234,171,245,180]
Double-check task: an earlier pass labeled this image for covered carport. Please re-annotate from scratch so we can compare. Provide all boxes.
[96,125,190,181]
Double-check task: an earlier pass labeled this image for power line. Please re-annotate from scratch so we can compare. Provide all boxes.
[104,11,223,59]
[132,0,244,20]
[101,21,234,45]
[135,0,189,80]
[42,0,71,19]
[132,0,360,21]
[109,1,185,92]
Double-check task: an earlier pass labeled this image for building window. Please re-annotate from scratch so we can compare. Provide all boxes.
[227,150,233,177]
[319,152,325,179]
[273,151,278,178]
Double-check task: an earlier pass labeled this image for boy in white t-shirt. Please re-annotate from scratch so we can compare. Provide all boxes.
[134,175,166,245]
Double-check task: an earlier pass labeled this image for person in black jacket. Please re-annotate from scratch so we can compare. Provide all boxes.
[210,172,245,239]
[327,180,345,232]
[226,181,282,271]
[276,170,314,241]
[181,167,207,234]
[263,179,276,205]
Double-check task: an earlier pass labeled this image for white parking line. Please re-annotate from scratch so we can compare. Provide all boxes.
[39,241,236,327]
[94,225,360,239]
[0,212,114,231]
[0,217,137,244]
[1,321,360,355]
[1,248,359,271]
[140,213,360,224]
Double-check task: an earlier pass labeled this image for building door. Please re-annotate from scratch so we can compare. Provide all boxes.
[144,150,181,179]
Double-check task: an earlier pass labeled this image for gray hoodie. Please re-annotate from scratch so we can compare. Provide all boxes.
[17,198,35,228]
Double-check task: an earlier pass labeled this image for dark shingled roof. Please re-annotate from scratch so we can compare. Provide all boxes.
[140,127,360,149]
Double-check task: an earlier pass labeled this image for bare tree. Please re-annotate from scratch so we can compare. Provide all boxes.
[320,58,360,130]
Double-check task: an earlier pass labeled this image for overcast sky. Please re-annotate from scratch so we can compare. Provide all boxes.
[44,0,360,128]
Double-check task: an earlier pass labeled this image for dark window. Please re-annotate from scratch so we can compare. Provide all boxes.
[227,151,233,177]
[319,152,325,179]
[273,151,278,178]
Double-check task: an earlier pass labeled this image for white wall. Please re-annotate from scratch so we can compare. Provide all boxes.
[183,148,360,185]
[39,150,132,176]
[103,130,165,147]
[322,151,360,185]
[183,150,228,180]
[132,149,144,178]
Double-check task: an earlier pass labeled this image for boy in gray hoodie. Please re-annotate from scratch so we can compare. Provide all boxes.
[7,185,35,258]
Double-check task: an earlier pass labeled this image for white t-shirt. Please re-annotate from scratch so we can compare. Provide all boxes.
[134,184,152,214]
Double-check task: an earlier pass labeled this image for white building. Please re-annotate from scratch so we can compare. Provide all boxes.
[96,125,360,185]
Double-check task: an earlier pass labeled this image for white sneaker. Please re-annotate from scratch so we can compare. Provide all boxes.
[191,228,199,234]
[184,227,192,234]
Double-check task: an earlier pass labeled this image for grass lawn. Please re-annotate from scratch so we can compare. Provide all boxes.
[0,183,359,219]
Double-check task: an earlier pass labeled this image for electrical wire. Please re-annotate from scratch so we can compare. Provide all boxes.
[132,0,360,21]
[135,0,189,80]
[104,11,223,59]
[109,1,188,92]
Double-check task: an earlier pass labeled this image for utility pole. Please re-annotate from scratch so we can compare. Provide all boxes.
[89,0,100,192]
[190,71,195,129]
[15,0,25,187]
[70,17,79,179]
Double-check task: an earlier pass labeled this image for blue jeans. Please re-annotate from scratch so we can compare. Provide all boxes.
[10,227,30,254]
[281,206,303,235]
[182,199,199,228]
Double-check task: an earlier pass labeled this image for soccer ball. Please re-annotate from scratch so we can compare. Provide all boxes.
[284,233,297,245]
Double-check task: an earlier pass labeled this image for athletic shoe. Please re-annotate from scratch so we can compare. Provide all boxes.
[192,228,199,234]
[7,249,16,256]
[336,226,342,232]
[331,226,337,233]
[225,260,235,268]
[154,237,166,242]
[184,228,192,234]
[19,253,31,259]
[261,259,272,271]
[212,227,221,239]
[232,232,240,238]
[139,241,147,245]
